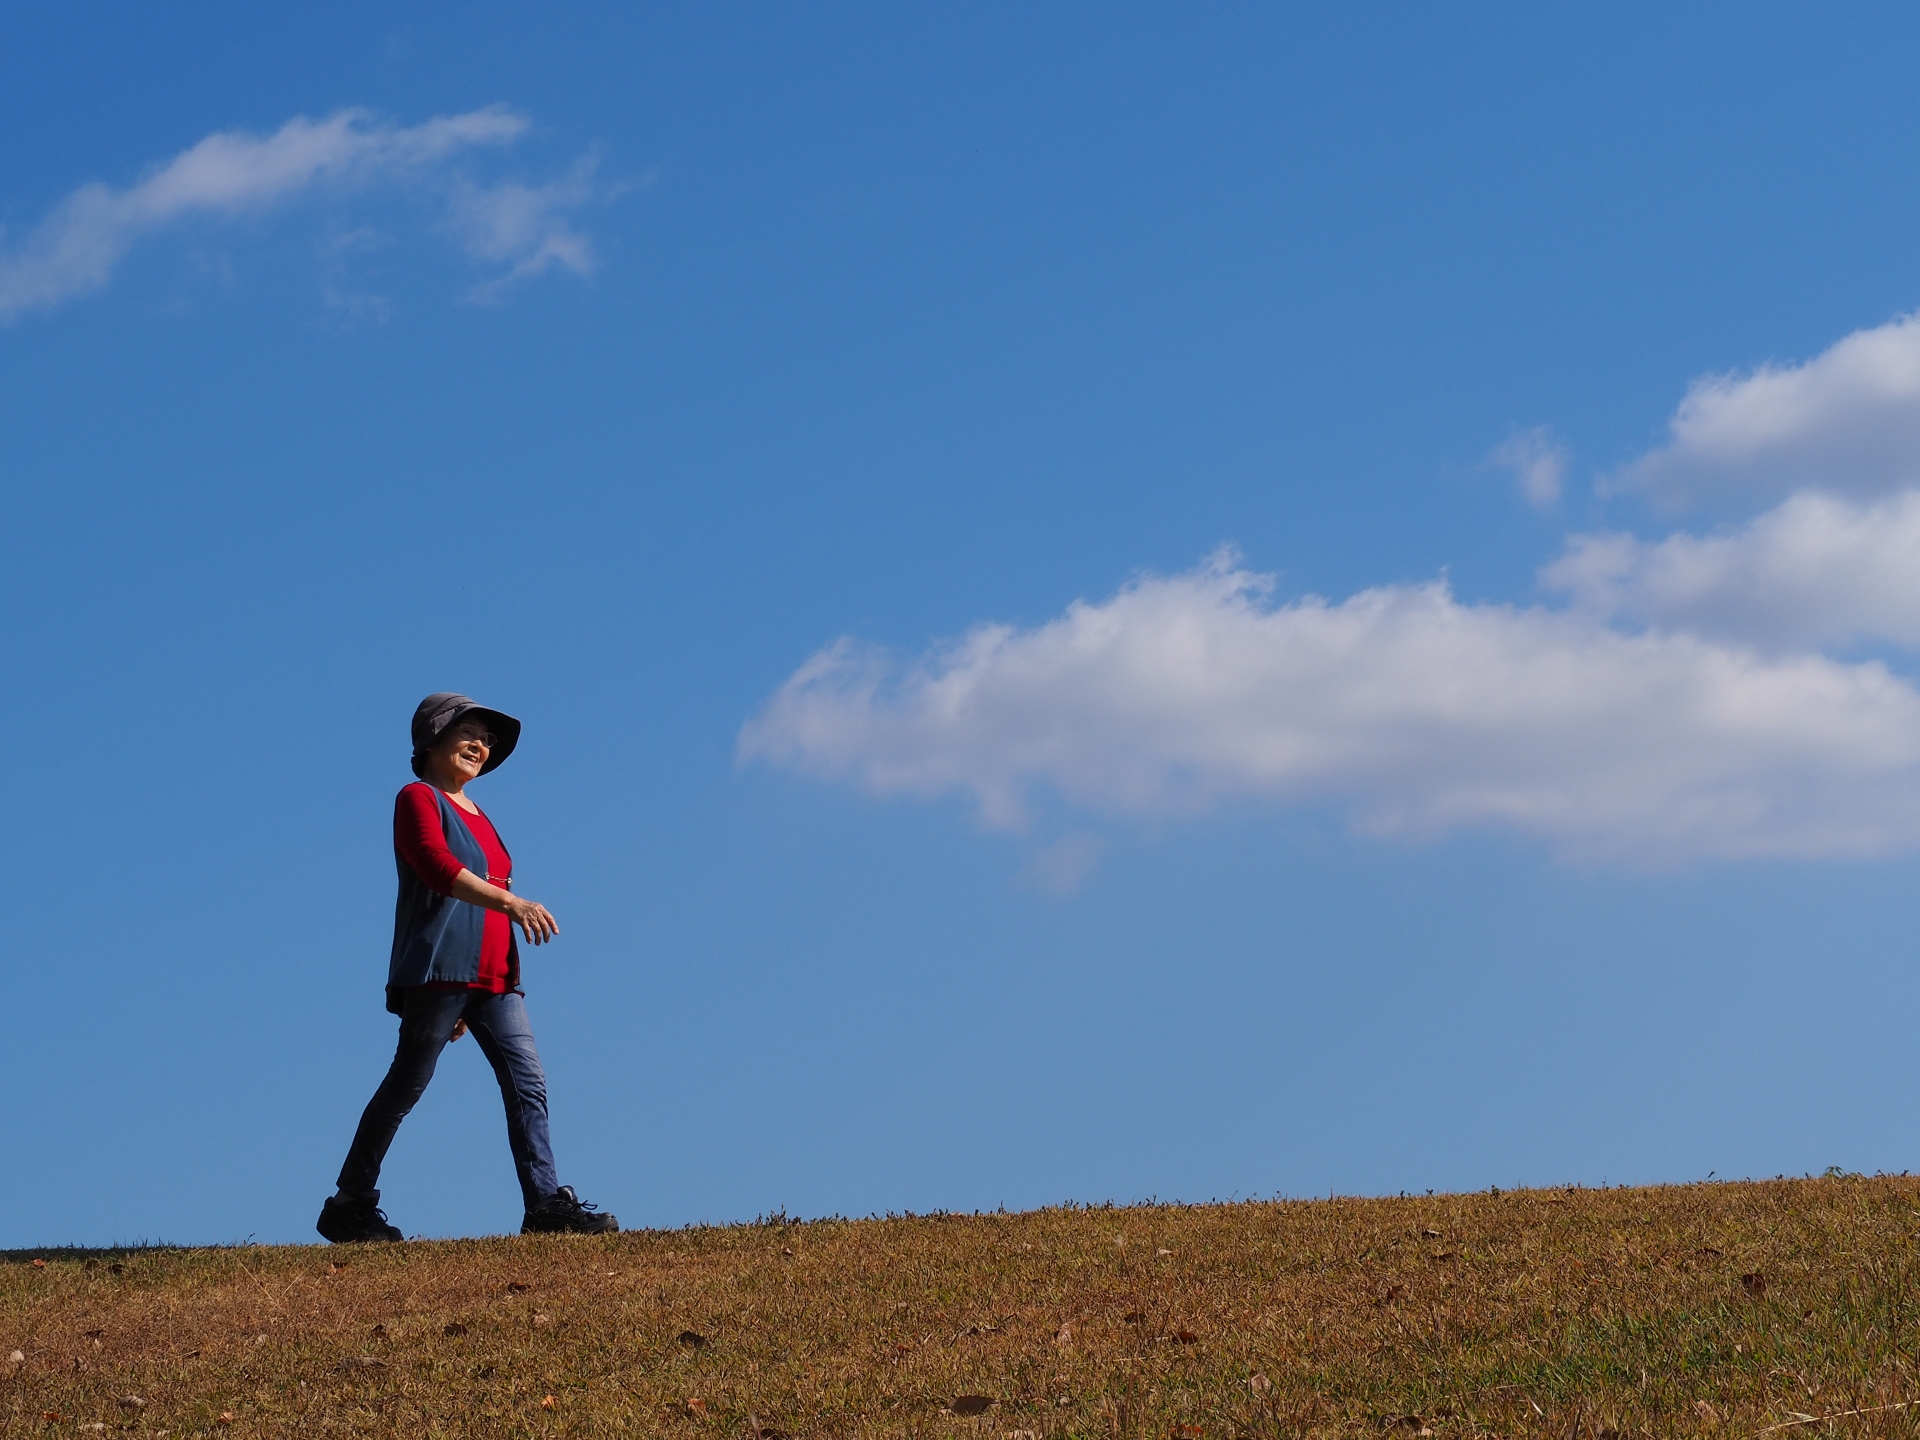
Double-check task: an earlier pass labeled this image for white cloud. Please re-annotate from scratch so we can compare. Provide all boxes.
[1544,489,1920,651]
[0,106,595,320]
[1488,426,1567,507]
[740,551,1920,864]
[1611,312,1920,505]
[749,311,1920,868]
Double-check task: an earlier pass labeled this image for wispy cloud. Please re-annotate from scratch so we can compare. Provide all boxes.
[1488,426,1567,508]
[448,156,600,304]
[0,106,598,321]
[1017,834,1107,895]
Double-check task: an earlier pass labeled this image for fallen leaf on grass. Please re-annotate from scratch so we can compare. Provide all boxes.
[677,1329,708,1349]
[1054,1322,1073,1345]
[7,1350,22,1364]
[686,1397,708,1417]
[542,1395,557,1410]
[1694,1399,1721,1425]
[950,1395,993,1415]
[40,1413,60,1423]
[217,1413,235,1426]
[1249,1374,1272,1396]
[506,1281,529,1293]
[443,1322,468,1337]
[1156,1248,1174,1257]
[31,1259,45,1269]
[1171,1329,1198,1344]
[532,1313,553,1328]
[1742,1272,1768,1299]
[116,1395,146,1409]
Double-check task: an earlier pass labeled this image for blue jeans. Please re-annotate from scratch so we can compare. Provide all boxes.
[337,988,560,1211]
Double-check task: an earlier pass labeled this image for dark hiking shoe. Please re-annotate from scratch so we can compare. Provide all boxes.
[316,1195,403,1244]
[521,1186,618,1235]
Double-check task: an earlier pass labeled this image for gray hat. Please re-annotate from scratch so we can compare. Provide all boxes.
[410,692,522,779]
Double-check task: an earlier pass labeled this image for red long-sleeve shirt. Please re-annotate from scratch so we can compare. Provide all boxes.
[394,781,513,993]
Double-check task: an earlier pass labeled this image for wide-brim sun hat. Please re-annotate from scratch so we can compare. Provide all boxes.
[410,692,522,778]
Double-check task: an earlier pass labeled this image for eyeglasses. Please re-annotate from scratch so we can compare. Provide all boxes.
[448,728,496,749]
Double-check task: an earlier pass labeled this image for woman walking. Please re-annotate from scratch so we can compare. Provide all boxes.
[317,693,617,1243]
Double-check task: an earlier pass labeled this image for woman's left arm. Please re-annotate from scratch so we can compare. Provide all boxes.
[447,867,559,945]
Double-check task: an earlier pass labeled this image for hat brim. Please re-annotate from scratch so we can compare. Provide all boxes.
[412,703,522,777]
[464,707,521,774]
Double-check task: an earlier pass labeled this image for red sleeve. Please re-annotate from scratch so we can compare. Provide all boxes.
[394,783,469,896]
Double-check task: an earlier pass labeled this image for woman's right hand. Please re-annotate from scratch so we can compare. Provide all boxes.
[506,895,560,946]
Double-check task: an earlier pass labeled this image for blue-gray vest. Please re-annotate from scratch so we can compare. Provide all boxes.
[387,784,518,1013]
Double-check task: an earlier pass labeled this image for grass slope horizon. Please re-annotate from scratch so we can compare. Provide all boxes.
[8,1176,1920,1437]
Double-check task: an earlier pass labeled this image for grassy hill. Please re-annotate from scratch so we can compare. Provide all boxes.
[6,1175,1918,1437]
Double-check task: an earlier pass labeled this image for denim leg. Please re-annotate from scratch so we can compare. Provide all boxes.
[335,989,471,1201]
[465,992,560,1210]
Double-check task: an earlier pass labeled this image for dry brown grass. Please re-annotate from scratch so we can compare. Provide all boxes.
[7,1176,1920,1437]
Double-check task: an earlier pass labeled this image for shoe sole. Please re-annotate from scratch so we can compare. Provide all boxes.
[520,1222,620,1235]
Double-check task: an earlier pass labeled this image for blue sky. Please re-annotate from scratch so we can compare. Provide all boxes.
[8,3,1920,1246]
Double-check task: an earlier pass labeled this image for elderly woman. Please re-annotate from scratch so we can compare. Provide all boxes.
[317,693,617,1243]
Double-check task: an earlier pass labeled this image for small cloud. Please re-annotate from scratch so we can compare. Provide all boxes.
[1608,311,1920,507]
[1488,426,1568,508]
[1017,834,1106,895]
[449,155,600,305]
[318,285,392,330]
[1542,488,1920,651]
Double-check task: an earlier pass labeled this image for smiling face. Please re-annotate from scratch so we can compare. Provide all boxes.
[426,716,496,789]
